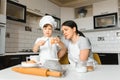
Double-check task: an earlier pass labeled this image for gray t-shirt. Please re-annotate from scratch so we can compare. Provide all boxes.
[62,36,93,67]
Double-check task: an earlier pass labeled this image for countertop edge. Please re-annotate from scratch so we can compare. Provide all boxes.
[0,52,39,56]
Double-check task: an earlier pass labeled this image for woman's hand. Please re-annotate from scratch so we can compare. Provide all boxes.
[51,37,60,44]
[80,49,90,61]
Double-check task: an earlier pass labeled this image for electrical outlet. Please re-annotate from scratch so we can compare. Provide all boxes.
[116,32,120,37]
[97,37,104,41]
[25,26,32,32]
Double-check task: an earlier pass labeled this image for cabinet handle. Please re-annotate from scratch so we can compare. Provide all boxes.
[99,54,106,57]
[12,0,19,3]
[34,9,41,13]
[10,57,20,60]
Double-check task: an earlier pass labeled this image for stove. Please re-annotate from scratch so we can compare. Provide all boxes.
[19,49,33,52]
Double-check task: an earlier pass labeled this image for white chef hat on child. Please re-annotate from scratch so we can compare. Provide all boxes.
[39,15,57,30]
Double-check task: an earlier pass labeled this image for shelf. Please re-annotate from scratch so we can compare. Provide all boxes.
[82,27,120,33]
[74,5,93,19]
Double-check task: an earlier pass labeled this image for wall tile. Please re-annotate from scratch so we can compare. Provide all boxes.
[84,30,120,53]
[5,13,62,53]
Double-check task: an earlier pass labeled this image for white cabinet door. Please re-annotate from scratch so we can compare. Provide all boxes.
[93,0,118,15]
[74,16,93,31]
[46,1,60,18]
[9,0,27,5]
[25,0,46,16]
[18,0,27,5]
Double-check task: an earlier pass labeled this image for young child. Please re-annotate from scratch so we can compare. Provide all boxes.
[32,15,66,66]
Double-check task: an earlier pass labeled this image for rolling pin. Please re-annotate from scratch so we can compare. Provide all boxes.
[12,67,62,77]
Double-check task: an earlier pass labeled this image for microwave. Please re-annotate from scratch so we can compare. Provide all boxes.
[7,0,26,23]
[93,13,118,29]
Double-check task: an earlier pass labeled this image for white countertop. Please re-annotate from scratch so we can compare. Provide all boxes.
[0,65,120,80]
[0,52,39,56]
[5,52,37,55]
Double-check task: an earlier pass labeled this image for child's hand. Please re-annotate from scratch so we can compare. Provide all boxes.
[37,40,46,46]
[33,40,46,53]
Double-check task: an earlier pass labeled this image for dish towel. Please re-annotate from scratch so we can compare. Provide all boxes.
[12,67,62,77]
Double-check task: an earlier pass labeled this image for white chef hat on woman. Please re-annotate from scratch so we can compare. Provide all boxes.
[39,15,57,30]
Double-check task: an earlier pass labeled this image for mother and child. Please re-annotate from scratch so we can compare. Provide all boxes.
[32,15,95,72]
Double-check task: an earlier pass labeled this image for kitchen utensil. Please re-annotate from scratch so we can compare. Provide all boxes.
[75,61,87,72]
[12,67,62,77]
[26,55,39,63]
[43,59,63,72]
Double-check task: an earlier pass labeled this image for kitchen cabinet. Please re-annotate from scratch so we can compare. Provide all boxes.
[9,0,46,16]
[118,0,120,19]
[74,5,93,19]
[21,54,30,61]
[26,0,47,16]
[16,0,27,5]
[4,55,21,68]
[9,0,27,5]
[25,0,60,17]
[93,0,118,15]
[73,16,93,31]
[0,54,39,70]
[0,56,5,70]
[98,53,118,65]
[46,1,60,18]
[9,0,60,17]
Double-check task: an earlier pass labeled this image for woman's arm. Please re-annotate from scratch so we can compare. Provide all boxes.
[57,40,67,59]
[80,49,90,61]
[53,37,67,59]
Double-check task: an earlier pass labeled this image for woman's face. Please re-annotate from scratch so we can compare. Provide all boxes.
[61,25,75,40]
[43,25,53,37]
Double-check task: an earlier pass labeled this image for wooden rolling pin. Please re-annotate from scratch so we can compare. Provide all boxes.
[12,67,62,77]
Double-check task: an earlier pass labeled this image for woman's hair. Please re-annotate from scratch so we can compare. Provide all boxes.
[62,20,85,37]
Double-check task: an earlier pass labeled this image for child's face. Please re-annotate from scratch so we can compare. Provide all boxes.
[43,25,53,37]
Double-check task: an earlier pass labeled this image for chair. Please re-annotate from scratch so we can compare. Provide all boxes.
[59,53,69,64]
[59,53,101,65]
[93,53,101,64]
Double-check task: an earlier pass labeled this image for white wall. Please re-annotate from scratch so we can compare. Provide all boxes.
[83,30,120,53]
[60,7,74,24]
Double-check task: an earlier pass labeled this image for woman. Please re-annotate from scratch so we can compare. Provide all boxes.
[61,20,94,72]
[32,15,66,66]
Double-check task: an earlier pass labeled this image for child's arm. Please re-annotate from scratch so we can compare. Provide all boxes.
[32,40,46,53]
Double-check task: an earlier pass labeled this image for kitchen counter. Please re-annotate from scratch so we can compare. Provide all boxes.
[0,52,39,70]
[0,52,39,56]
[5,52,38,55]
[0,65,119,80]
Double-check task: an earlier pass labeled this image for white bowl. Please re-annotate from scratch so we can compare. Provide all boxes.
[21,62,38,67]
